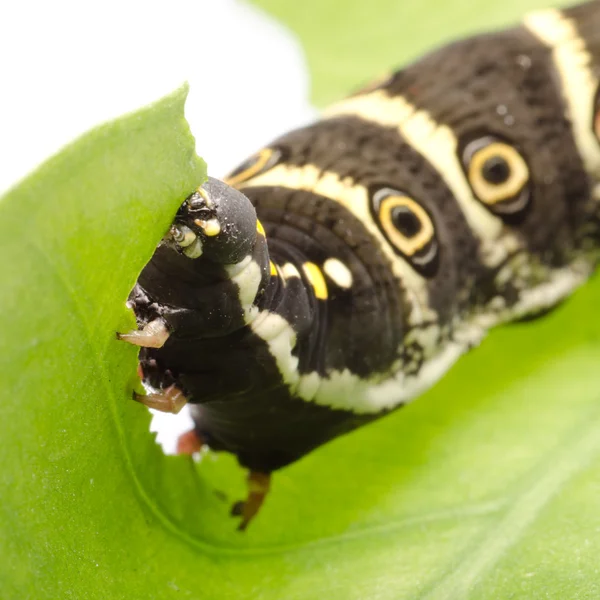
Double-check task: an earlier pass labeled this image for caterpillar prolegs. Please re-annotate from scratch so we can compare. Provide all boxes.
[120,0,600,529]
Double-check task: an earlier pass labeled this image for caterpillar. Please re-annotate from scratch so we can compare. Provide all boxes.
[119,0,600,529]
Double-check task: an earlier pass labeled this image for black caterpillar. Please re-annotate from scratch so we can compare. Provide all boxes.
[119,0,600,529]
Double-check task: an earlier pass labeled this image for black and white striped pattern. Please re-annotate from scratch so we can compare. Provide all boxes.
[134,0,600,473]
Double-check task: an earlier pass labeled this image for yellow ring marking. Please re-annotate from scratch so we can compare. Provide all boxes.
[468,143,529,206]
[224,148,275,188]
[302,262,328,300]
[269,260,278,276]
[256,219,266,237]
[378,195,434,256]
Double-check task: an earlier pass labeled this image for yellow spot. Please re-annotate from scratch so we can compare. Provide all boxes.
[270,261,278,276]
[303,262,328,300]
[257,219,266,237]
[194,218,221,237]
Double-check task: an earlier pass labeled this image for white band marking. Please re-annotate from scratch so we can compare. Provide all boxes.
[524,8,600,176]
[323,258,353,289]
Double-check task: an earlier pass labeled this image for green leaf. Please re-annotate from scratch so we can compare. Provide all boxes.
[0,86,214,597]
[253,0,566,107]
[3,1,600,599]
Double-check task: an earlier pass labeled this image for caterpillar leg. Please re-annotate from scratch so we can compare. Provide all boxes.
[176,428,205,455]
[231,471,271,531]
[132,383,188,414]
[117,318,170,349]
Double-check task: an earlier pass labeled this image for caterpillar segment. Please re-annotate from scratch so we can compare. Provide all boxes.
[121,0,600,529]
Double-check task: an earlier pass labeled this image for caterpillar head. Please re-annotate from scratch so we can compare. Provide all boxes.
[166,176,257,264]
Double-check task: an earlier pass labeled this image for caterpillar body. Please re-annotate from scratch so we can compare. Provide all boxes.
[120,0,600,529]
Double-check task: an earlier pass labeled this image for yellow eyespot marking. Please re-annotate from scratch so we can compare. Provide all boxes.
[466,141,529,208]
[224,148,278,188]
[256,219,266,237]
[378,195,434,257]
[302,262,328,300]
[269,261,278,276]
[323,258,353,289]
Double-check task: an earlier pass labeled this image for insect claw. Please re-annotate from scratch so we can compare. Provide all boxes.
[232,471,271,531]
[230,501,244,517]
[132,384,188,414]
[117,318,170,348]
